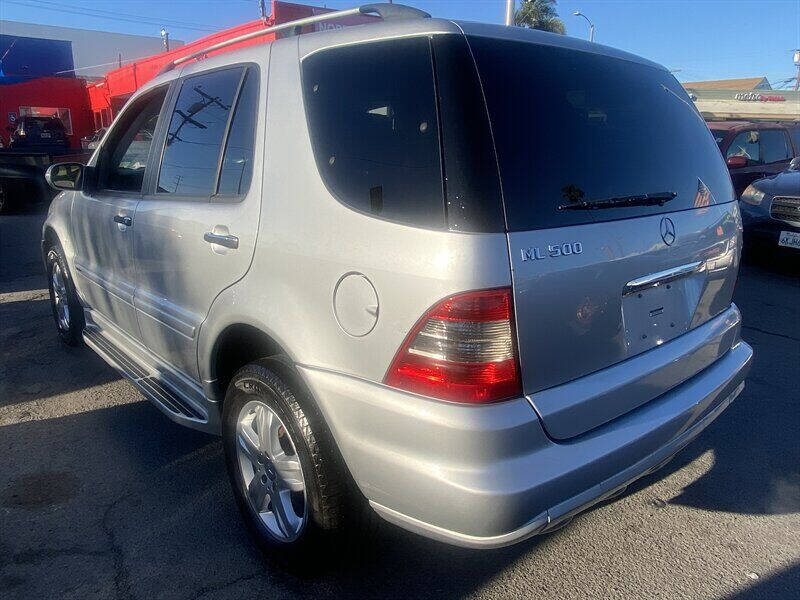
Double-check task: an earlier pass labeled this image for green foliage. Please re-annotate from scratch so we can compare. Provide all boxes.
[514,0,566,34]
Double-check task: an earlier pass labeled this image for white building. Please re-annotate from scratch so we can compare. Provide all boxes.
[0,20,184,78]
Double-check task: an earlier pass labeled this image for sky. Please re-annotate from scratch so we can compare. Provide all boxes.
[1,0,799,87]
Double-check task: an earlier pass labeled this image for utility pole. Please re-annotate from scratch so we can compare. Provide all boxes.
[160,27,170,52]
[573,10,595,42]
[794,49,800,91]
[505,0,514,26]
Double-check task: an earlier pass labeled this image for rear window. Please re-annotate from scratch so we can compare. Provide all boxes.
[302,37,444,229]
[760,129,792,164]
[789,126,800,156]
[468,36,734,231]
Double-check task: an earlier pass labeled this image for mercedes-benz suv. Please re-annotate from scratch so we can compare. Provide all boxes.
[41,4,753,558]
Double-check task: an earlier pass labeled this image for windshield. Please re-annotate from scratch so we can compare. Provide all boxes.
[709,129,727,148]
[467,36,734,231]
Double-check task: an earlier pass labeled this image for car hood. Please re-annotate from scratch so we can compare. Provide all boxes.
[752,171,800,197]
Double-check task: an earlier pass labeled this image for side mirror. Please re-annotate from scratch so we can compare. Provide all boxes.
[45,162,85,191]
[789,157,800,171]
[726,155,748,169]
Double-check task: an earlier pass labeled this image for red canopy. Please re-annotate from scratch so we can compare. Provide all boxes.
[88,1,375,115]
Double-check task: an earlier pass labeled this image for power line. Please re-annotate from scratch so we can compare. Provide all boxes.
[4,0,220,33]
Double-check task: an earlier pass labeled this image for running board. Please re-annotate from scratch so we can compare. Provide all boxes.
[83,327,215,433]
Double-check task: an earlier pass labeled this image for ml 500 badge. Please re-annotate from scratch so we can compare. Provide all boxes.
[520,242,583,261]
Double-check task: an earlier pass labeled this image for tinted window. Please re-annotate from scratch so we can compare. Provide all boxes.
[468,36,734,231]
[727,131,760,163]
[302,37,444,229]
[789,127,800,156]
[217,67,258,197]
[158,68,243,196]
[431,35,505,232]
[760,129,791,164]
[99,88,167,193]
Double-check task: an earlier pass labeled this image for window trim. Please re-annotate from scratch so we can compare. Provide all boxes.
[148,62,260,202]
[300,35,448,232]
[95,83,172,197]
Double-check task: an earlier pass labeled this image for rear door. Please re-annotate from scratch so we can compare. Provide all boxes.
[131,63,262,379]
[467,34,741,437]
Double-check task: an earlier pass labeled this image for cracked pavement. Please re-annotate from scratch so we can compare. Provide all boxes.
[1,211,798,599]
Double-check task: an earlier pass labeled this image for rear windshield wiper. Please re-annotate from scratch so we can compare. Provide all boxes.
[558,191,677,211]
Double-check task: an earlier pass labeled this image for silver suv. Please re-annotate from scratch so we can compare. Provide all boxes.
[42,5,753,556]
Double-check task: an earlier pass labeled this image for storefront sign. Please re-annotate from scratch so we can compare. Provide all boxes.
[734,92,786,102]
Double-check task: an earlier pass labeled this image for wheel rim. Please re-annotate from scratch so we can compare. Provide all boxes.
[51,262,70,331]
[236,400,307,542]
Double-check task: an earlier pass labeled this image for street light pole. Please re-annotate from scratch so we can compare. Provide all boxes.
[573,11,594,42]
[505,0,515,26]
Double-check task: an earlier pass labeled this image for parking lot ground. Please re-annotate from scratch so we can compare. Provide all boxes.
[1,211,798,600]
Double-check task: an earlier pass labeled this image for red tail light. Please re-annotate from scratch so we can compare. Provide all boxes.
[384,288,522,404]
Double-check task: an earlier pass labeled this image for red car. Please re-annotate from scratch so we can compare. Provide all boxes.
[707,120,800,197]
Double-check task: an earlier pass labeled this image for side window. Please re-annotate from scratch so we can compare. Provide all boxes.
[789,127,800,156]
[760,129,791,164]
[302,37,444,229]
[98,88,167,193]
[216,67,258,197]
[726,130,760,164]
[157,67,243,196]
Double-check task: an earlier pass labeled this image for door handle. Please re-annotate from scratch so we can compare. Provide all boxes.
[204,231,239,249]
[113,215,132,227]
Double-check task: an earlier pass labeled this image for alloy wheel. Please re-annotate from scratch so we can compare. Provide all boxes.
[51,261,70,331]
[236,400,307,542]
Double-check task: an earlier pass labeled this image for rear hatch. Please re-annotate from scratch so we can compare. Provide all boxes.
[23,117,67,146]
[466,31,741,438]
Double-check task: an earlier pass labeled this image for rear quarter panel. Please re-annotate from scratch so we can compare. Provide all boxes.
[197,34,511,387]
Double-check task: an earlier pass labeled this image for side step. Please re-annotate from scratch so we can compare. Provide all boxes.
[84,327,213,432]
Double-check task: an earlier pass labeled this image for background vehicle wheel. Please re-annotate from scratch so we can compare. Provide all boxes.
[222,361,346,565]
[46,245,85,345]
[0,182,9,214]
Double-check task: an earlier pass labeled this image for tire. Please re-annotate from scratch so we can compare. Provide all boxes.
[45,245,85,346]
[0,182,10,214]
[222,361,347,566]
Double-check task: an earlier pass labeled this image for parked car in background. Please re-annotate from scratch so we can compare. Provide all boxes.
[81,127,107,150]
[739,158,800,251]
[9,116,70,151]
[40,5,752,560]
[708,121,799,198]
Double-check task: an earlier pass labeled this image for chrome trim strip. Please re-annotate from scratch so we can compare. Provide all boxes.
[133,291,197,340]
[624,260,704,295]
[74,261,135,305]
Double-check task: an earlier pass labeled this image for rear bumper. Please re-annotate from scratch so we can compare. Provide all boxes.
[299,335,752,549]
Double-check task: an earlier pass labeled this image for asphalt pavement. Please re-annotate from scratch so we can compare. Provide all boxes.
[1,209,798,599]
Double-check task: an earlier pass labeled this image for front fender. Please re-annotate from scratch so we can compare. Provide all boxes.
[42,191,76,269]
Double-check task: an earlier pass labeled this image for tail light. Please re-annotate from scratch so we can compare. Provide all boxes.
[384,288,521,404]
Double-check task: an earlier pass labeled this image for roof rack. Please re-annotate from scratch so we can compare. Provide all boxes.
[162,3,430,73]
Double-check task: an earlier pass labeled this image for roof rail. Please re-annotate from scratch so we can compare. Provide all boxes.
[161,3,430,74]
